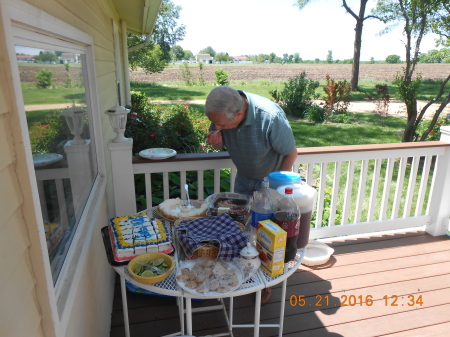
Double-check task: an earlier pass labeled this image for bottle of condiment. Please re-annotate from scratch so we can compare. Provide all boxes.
[250,181,275,246]
[274,187,300,262]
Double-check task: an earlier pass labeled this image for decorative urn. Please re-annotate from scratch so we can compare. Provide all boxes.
[238,242,261,275]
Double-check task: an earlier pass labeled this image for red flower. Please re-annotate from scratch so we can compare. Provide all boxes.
[130,112,137,118]
[436,123,441,126]
[201,145,205,149]
[430,130,435,133]
[184,103,190,107]
[150,133,156,138]
[29,132,34,134]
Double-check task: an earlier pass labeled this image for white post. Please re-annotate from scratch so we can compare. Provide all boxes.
[64,140,93,219]
[426,126,450,236]
[108,138,136,216]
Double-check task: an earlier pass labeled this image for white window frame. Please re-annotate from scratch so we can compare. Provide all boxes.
[1,0,106,335]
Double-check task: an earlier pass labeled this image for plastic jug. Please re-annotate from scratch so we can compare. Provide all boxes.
[267,171,301,207]
[276,183,317,249]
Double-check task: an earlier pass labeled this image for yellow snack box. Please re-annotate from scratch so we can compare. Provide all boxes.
[256,219,287,277]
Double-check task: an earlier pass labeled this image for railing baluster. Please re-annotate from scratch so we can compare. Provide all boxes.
[181,171,187,199]
[391,157,407,219]
[328,161,342,226]
[230,167,237,193]
[163,172,169,200]
[55,179,69,226]
[380,158,394,220]
[198,170,204,200]
[315,162,328,228]
[415,155,432,216]
[354,160,369,224]
[367,159,382,222]
[403,156,420,218]
[342,160,355,225]
[306,163,313,186]
[214,168,220,194]
[145,173,152,208]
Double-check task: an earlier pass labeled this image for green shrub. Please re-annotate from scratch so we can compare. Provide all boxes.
[125,93,216,155]
[36,69,54,89]
[416,117,449,141]
[214,69,229,86]
[278,71,320,118]
[323,74,351,115]
[30,113,73,154]
[305,105,327,123]
[386,54,401,64]
[180,62,194,86]
[330,113,352,124]
[129,91,150,113]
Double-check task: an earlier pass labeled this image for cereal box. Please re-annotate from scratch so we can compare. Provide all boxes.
[256,220,287,277]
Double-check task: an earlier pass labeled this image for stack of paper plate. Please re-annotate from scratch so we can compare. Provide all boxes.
[301,240,334,266]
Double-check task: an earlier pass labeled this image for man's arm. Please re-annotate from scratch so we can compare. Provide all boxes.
[280,147,298,171]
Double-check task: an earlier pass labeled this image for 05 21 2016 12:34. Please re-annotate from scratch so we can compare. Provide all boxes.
[289,294,424,307]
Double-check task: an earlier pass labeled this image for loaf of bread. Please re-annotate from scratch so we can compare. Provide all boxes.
[157,198,208,220]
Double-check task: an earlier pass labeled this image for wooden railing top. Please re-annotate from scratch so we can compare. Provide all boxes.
[132,141,450,164]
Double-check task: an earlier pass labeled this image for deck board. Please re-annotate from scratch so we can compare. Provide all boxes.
[110,230,450,337]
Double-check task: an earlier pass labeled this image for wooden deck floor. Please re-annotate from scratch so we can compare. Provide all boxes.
[110,230,450,337]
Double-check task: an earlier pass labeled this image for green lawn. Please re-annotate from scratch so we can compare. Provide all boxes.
[21,82,85,105]
[131,79,449,103]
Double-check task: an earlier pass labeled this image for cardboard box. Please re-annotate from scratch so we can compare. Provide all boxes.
[256,220,287,277]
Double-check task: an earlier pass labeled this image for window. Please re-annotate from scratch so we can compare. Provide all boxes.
[15,44,98,284]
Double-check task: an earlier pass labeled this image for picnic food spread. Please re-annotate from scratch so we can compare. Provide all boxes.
[108,212,172,261]
[157,197,209,220]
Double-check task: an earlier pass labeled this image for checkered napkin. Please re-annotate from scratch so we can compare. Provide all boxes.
[175,213,248,261]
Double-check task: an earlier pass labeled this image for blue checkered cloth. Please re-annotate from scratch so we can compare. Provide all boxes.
[176,213,248,261]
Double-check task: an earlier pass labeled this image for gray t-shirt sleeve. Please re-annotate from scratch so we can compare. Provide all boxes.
[268,112,296,155]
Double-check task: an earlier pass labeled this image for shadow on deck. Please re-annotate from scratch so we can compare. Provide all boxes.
[110,230,450,337]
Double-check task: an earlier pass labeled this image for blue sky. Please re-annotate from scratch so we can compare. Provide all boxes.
[174,0,440,61]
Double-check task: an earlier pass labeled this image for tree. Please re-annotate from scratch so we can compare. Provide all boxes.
[171,45,184,61]
[372,0,450,142]
[293,52,302,63]
[326,50,333,63]
[296,0,377,91]
[151,0,186,62]
[370,57,375,64]
[128,36,166,73]
[269,52,277,63]
[385,54,401,63]
[35,50,58,63]
[214,52,231,63]
[183,50,193,60]
[127,0,185,73]
[199,46,216,57]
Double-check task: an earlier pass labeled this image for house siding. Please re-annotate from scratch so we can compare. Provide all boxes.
[0,0,124,335]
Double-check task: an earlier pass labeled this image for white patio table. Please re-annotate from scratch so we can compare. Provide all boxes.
[111,207,305,337]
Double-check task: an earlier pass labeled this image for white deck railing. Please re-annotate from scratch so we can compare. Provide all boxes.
[109,127,450,239]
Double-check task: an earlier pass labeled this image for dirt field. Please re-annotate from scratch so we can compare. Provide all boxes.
[130,63,450,83]
[18,64,83,84]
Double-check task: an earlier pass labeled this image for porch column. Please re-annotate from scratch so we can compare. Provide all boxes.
[108,138,136,217]
[426,126,450,236]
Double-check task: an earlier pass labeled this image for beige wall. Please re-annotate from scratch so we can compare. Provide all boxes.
[0,0,123,335]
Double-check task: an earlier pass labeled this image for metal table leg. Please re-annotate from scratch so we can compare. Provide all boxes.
[186,298,193,335]
[120,276,130,337]
[254,289,261,337]
[278,279,287,337]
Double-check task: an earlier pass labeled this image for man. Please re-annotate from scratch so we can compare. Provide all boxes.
[205,86,297,303]
[205,86,297,194]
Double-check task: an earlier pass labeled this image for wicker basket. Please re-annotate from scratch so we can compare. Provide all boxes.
[175,219,245,260]
[193,245,219,259]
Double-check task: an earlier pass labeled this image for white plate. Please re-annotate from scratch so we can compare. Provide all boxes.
[33,153,63,167]
[139,148,177,160]
[176,260,244,297]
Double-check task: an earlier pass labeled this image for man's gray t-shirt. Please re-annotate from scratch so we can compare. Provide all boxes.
[211,91,295,181]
